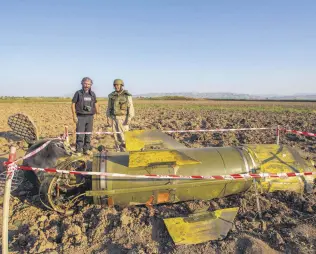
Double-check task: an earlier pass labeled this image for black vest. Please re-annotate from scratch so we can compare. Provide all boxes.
[75,89,96,115]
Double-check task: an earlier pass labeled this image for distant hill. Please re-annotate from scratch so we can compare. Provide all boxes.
[135,92,316,101]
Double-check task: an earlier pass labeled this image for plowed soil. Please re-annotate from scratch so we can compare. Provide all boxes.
[0,100,315,253]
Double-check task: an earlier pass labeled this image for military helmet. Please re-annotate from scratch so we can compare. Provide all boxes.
[113,79,124,86]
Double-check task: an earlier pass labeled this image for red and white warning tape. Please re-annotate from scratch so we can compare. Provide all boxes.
[163,127,273,133]
[4,126,316,181]
[74,127,274,135]
[75,127,316,137]
[279,128,316,137]
[6,164,18,178]
[14,165,316,180]
[76,131,121,135]
[4,138,63,166]
[4,127,315,166]
[16,139,54,163]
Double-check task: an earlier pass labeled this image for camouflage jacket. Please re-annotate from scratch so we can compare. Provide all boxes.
[106,90,135,119]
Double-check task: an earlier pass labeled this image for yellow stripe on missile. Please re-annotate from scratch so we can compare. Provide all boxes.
[129,149,201,168]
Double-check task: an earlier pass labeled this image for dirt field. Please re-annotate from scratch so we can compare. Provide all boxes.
[0,100,316,253]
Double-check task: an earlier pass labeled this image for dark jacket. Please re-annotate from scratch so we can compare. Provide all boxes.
[72,89,97,115]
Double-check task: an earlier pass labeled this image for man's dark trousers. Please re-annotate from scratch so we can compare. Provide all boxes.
[76,114,93,152]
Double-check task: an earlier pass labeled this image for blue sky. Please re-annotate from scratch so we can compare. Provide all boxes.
[1,1,315,97]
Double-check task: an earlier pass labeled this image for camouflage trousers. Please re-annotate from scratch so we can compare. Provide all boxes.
[111,116,129,151]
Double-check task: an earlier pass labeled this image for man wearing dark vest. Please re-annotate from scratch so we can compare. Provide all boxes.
[71,77,99,155]
[106,79,135,151]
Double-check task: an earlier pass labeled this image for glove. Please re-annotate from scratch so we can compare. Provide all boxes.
[73,115,77,124]
[107,117,113,126]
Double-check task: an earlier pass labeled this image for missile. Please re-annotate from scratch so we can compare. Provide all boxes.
[86,130,315,207]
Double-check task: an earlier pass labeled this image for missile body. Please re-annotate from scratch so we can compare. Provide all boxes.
[88,144,314,207]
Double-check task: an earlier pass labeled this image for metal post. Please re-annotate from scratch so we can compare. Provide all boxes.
[253,179,262,220]
[2,146,16,254]
[276,125,280,145]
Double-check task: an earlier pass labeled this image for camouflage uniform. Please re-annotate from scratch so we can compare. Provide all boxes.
[106,79,135,151]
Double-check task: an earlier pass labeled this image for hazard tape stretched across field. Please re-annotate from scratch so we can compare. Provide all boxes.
[164,127,273,133]
[4,126,316,168]
[76,131,121,135]
[5,127,272,167]
[75,127,274,135]
[75,127,316,139]
[4,138,63,166]
[280,128,316,137]
[12,165,316,180]
[3,126,316,181]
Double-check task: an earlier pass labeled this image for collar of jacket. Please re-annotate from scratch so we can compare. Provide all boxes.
[80,89,93,96]
[114,89,127,95]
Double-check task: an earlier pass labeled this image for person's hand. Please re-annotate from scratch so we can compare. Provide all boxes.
[124,118,130,125]
[107,117,113,126]
[73,115,77,124]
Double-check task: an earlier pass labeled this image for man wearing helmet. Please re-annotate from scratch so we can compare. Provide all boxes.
[71,77,99,155]
[106,79,135,151]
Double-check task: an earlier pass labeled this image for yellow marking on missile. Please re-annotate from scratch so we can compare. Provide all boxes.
[125,130,161,151]
[129,149,201,168]
[247,144,307,193]
[163,207,239,245]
